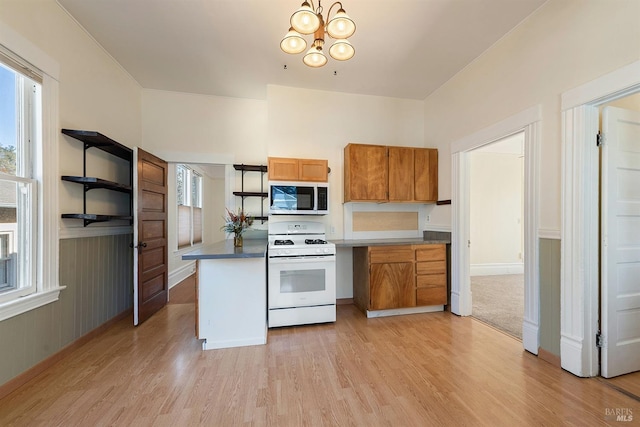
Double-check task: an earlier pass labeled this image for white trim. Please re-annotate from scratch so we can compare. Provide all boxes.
[0,20,59,79]
[169,261,196,289]
[452,106,542,154]
[424,225,452,233]
[0,46,61,321]
[561,60,640,110]
[538,228,561,240]
[470,263,524,276]
[152,150,234,166]
[0,286,65,322]
[451,106,541,355]
[560,63,640,377]
[59,225,133,239]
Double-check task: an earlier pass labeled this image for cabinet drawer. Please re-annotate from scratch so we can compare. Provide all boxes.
[369,246,413,263]
[416,274,446,288]
[415,245,445,261]
[416,260,446,275]
[417,286,447,306]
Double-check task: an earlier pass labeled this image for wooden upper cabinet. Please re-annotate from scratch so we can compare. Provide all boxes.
[344,143,388,202]
[268,157,328,182]
[388,147,415,201]
[299,159,328,182]
[414,148,438,203]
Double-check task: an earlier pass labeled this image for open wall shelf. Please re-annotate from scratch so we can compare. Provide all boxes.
[233,164,268,223]
[61,129,133,226]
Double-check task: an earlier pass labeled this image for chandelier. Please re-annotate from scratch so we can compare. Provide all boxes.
[280,1,356,68]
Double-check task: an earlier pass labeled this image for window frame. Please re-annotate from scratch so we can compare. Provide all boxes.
[176,164,203,250]
[0,22,62,322]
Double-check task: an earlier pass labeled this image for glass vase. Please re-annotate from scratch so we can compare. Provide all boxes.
[234,233,243,247]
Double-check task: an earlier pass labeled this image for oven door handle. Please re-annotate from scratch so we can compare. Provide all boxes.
[269,255,335,263]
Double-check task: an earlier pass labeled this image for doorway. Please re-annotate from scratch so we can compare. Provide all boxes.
[451,105,541,355]
[560,60,640,378]
[469,133,525,339]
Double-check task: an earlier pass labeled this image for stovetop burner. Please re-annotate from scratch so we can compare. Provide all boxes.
[305,239,327,245]
[274,239,295,246]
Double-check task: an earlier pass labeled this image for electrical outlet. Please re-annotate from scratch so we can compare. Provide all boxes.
[426,215,431,223]
[331,226,336,234]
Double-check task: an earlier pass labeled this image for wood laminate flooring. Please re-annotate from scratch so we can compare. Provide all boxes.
[0,303,637,426]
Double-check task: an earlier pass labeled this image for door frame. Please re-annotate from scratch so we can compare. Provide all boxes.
[451,105,541,355]
[560,60,640,377]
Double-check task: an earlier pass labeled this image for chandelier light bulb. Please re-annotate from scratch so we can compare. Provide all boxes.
[280,27,307,54]
[290,1,321,35]
[326,9,356,39]
[329,39,355,61]
[303,45,328,68]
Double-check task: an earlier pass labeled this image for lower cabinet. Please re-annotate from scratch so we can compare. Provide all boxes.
[353,244,447,314]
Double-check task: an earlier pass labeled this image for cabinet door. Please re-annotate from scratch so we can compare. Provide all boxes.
[370,262,415,310]
[344,144,388,202]
[388,147,414,201]
[414,148,438,202]
[268,157,299,181]
[299,159,328,182]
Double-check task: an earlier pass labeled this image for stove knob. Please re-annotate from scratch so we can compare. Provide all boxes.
[316,248,322,253]
[285,249,291,255]
[323,248,330,253]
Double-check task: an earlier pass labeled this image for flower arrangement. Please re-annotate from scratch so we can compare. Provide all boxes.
[221,208,253,247]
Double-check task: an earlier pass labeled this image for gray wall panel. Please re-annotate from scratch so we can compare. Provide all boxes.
[0,234,133,386]
[539,238,561,356]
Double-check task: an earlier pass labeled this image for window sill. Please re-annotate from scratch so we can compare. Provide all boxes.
[0,286,66,322]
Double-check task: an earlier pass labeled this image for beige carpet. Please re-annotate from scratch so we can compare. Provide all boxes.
[471,274,524,339]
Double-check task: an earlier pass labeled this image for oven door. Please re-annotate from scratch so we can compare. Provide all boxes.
[268,255,336,309]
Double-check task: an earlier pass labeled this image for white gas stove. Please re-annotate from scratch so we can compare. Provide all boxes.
[267,221,336,327]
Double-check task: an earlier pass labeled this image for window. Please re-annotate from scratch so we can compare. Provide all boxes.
[177,164,202,249]
[0,58,38,304]
[0,31,61,322]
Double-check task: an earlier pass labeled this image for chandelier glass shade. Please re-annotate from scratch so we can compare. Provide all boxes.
[281,1,356,67]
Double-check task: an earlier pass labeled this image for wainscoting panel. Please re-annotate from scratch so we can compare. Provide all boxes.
[539,238,561,357]
[0,234,133,386]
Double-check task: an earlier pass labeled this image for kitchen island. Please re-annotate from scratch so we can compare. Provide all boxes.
[182,239,268,350]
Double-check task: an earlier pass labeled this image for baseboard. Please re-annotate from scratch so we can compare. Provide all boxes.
[0,308,132,400]
[470,262,524,276]
[336,298,353,305]
[538,348,561,368]
[169,261,197,289]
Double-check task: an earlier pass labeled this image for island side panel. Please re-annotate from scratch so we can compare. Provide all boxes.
[197,257,267,349]
[352,247,370,313]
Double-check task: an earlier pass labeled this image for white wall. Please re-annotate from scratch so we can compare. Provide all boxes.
[424,0,640,233]
[470,151,523,275]
[0,0,143,234]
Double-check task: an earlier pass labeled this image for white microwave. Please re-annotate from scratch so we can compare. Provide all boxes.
[269,181,329,215]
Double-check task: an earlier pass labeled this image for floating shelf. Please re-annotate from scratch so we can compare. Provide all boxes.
[233,191,268,198]
[233,164,267,173]
[62,129,133,161]
[61,213,133,227]
[61,176,132,194]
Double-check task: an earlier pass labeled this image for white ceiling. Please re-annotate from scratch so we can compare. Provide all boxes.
[57,0,546,101]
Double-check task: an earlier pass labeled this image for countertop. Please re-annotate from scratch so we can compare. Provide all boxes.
[182,238,268,260]
[330,237,450,248]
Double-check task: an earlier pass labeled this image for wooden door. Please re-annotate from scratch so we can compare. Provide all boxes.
[133,148,168,326]
[344,143,388,202]
[414,148,438,202]
[388,147,414,201]
[601,106,640,377]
